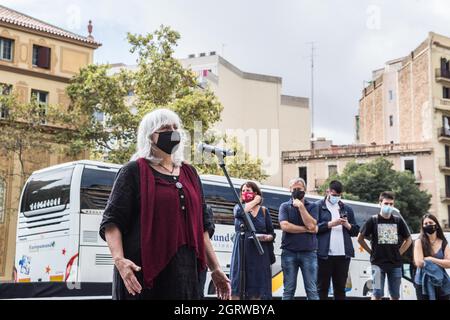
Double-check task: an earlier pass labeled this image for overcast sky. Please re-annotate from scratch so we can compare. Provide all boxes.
[3,0,450,144]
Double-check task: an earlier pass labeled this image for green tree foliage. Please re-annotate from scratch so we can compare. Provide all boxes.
[0,87,62,178]
[319,157,431,231]
[195,135,269,182]
[56,25,267,180]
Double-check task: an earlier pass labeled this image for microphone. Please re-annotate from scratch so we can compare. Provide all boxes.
[197,142,236,157]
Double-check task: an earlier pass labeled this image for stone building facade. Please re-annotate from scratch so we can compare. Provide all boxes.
[0,5,100,281]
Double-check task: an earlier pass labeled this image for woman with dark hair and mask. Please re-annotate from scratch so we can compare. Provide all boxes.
[99,108,230,300]
[413,214,450,300]
[230,181,275,300]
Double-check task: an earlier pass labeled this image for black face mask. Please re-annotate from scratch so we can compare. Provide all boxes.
[423,224,437,235]
[292,189,305,201]
[156,131,181,155]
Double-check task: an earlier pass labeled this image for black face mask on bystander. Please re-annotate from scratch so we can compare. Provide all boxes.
[292,189,305,201]
[423,224,437,235]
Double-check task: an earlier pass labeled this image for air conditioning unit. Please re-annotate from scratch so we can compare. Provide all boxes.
[199,52,206,57]
[188,54,195,58]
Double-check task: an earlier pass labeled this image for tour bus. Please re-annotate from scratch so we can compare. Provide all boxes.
[15,160,416,299]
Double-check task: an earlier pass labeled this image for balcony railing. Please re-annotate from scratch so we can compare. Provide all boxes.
[436,68,450,80]
[434,97,450,110]
[439,157,450,169]
[440,188,450,201]
[436,68,450,82]
[282,142,433,162]
[438,127,450,139]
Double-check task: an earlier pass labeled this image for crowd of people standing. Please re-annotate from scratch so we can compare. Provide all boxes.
[231,178,450,301]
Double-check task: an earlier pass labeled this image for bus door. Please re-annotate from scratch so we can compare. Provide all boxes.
[77,165,118,283]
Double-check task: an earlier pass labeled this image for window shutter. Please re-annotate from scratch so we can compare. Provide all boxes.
[38,47,51,69]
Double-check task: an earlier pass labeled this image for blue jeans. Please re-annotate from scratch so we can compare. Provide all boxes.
[281,249,319,300]
[371,265,402,299]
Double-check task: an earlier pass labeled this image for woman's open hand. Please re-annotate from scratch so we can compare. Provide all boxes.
[211,269,231,300]
[115,257,142,296]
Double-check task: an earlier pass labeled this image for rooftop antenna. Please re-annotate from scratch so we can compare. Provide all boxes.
[306,42,317,142]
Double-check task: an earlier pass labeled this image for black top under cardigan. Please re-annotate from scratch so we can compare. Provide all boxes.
[99,161,213,300]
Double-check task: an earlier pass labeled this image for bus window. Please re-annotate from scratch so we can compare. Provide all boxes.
[346,204,379,226]
[209,203,234,225]
[21,167,73,216]
[260,192,291,229]
[203,183,237,226]
[80,168,117,211]
[202,182,289,229]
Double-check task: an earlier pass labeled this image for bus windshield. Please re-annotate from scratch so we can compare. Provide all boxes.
[21,167,73,216]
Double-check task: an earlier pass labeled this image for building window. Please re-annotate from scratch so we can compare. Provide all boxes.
[389,90,394,101]
[31,90,48,124]
[0,37,13,61]
[441,58,450,78]
[0,83,12,119]
[444,86,450,100]
[355,115,360,142]
[443,116,450,136]
[447,206,450,229]
[446,176,450,198]
[32,45,51,69]
[0,177,5,224]
[446,146,450,168]
[402,157,416,175]
[389,115,394,127]
[328,165,338,178]
[299,166,307,186]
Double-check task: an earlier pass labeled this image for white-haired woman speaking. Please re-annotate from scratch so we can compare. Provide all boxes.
[99,108,231,300]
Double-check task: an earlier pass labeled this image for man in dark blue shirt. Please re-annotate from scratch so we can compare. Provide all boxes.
[278,177,319,300]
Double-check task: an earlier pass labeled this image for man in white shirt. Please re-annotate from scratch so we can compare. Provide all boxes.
[312,180,360,300]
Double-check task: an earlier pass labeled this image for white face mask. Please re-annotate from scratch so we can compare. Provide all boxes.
[329,195,341,205]
[381,205,394,218]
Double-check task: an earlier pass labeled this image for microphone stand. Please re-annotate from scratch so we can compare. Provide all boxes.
[214,151,264,300]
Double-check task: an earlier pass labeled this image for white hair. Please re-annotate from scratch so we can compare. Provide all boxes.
[289,177,307,189]
[131,108,185,166]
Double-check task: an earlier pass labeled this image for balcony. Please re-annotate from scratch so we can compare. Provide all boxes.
[282,142,433,162]
[439,157,450,173]
[434,97,450,112]
[438,127,450,143]
[440,188,450,203]
[436,68,450,85]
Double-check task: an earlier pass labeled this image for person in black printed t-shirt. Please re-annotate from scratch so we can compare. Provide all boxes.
[358,191,412,300]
